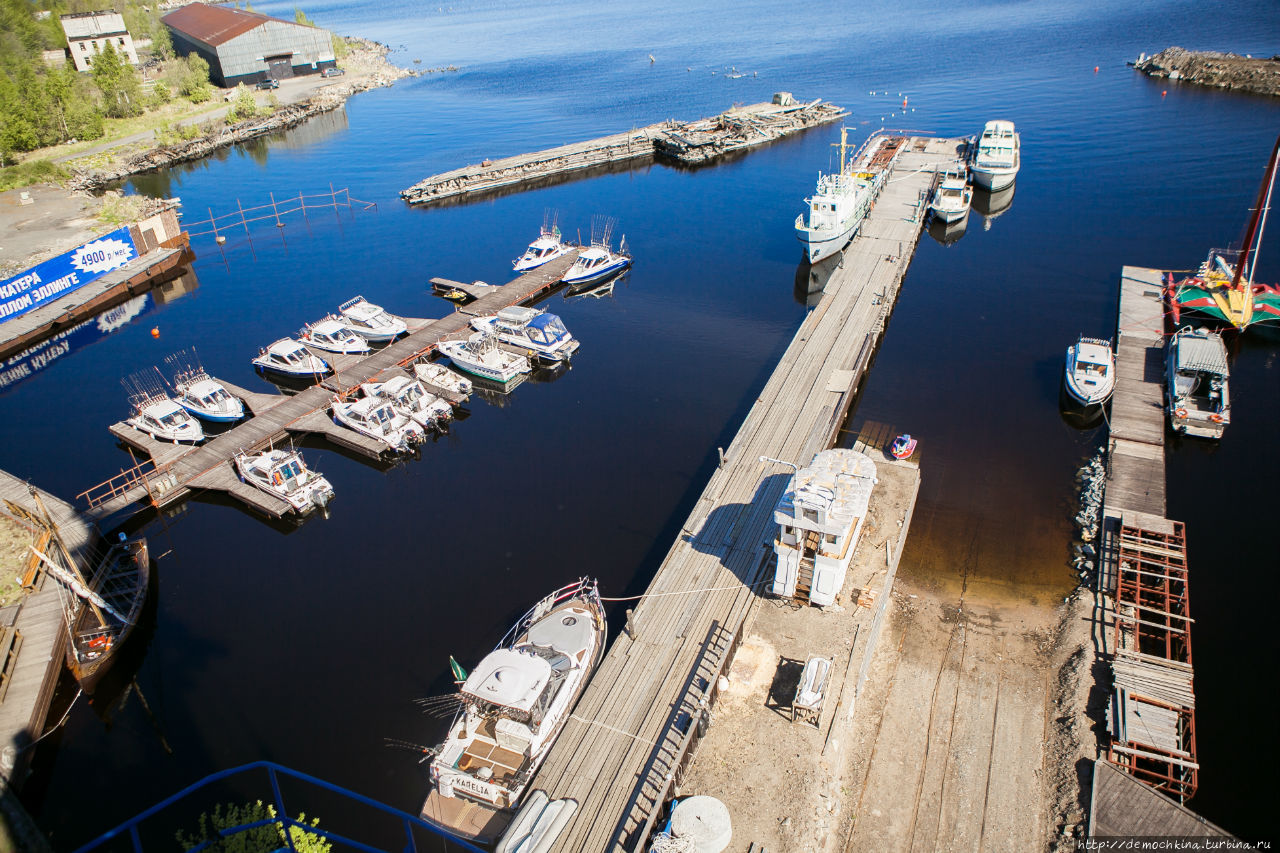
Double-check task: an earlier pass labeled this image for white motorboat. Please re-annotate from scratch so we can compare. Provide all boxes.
[253,338,331,378]
[331,395,425,453]
[439,333,532,385]
[796,129,905,264]
[561,216,630,287]
[338,295,408,342]
[1166,326,1230,439]
[469,306,579,364]
[421,579,606,843]
[414,361,473,398]
[929,168,973,224]
[125,395,204,443]
[765,448,877,607]
[364,374,452,430]
[299,316,372,354]
[1063,336,1115,407]
[514,212,572,272]
[971,120,1020,191]
[234,448,334,514]
[173,374,246,423]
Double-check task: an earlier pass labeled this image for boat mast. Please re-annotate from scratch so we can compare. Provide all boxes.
[28,487,110,628]
[1231,134,1280,291]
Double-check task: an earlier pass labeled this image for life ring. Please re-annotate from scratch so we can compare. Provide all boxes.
[1209,413,1223,423]
[1174,408,1188,419]
[272,472,283,486]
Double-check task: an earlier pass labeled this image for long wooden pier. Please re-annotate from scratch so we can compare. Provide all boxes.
[399,99,846,206]
[516,137,962,852]
[77,252,579,521]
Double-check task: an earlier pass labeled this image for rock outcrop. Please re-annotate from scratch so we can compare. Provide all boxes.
[1133,46,1280,96]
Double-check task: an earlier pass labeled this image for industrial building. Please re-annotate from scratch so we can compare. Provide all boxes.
[60,10,139,73]
[161,4,336,88]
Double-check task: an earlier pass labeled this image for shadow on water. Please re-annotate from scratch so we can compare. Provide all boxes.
[927,212,969,246]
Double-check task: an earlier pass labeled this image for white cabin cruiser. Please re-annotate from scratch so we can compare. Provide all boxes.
[414,361,473,399]
[796,130,904,264]
[514,221,572,272]
[234,448,334,514]
[338,295,408,342]
[253,338,331,379]
[126,395,204,443]
[300,316,372,354]
[173,373,245,423]
[469,306,579,364]
[971,120,1020,191]
[331,396,425,453]
[561,243,630,287]
[1166,326,1230,439]
[364,375,452,430]
[766,448,877,607]
[422,579,605,843]
[1063,336,1115,407]
[929,168,973,224]
[439,333,532,385]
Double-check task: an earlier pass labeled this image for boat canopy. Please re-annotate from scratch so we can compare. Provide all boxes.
[497,306,541,325]
[1175,333,1229,376]
[527,610,593,658]
[461,648,552,715]
[526,313,568,343]
[774,448,877,534]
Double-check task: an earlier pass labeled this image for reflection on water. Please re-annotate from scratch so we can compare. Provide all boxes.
[972,184,1015,230]
[792,253,842,307]
[927,213,968,246]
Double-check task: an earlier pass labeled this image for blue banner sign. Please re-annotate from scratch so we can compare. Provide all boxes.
[0,226,138,324]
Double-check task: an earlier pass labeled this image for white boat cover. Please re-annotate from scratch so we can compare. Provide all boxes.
[1175,332,1229,376]
[462,649,552,714]
[527,611,593,658]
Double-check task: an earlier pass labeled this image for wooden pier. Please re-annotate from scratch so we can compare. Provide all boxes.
[520,137,962,852]
[77,252,579,521]
[399,99,846,206]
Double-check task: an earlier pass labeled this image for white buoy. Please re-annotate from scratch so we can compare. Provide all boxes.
[669,796,732,853]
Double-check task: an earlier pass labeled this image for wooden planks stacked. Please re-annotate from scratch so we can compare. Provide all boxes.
[1105,267,1167,517]
[529,138,962,852]
[83,253,579,521]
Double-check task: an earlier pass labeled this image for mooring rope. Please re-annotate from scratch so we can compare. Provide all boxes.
[598,578,769,603]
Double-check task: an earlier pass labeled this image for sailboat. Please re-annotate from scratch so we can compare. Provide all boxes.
[1167,135,1280,331]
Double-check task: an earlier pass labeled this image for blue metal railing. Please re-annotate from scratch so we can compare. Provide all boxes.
[73,761,486,853]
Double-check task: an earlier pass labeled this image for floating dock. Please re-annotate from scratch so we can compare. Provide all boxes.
[518,137,961,852]
[77,252,579,521]
[399,98,846,206]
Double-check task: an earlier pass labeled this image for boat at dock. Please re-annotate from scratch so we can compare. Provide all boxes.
[1063,336,1116,407]
[252,337,332,379]
[299,316,373,354]
[1165,326,1230,439]
[514,212,573,272]
[970,120,1020,191]
[1166,134,1280,332]
[414,361,473,399]
[469,306,579,365]
[765,448,878,607]
[331,396,425,453]
[338,296,408,343]
[234,448,334,515]
[166,348,245,423]
[438,333,532,386]
[929,167,972,223]
[795,129,904,264]
[561,216,630,287]
[421,578,606,843]
[363,375,452,431]
[124,394,204,444]
[64,538,151,694]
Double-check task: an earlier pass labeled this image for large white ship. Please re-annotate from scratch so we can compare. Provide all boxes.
[795,130,904,264]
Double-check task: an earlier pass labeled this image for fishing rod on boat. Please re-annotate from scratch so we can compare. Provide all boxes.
[413,694,464,718]
[383,737,440,764]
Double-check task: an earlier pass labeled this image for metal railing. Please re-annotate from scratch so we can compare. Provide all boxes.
[77,458,168,510]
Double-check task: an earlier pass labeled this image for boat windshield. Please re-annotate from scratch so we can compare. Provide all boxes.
[202,389,229,405]
[159,411,185,427]
[529,314,567,342]
[277,459,303,483]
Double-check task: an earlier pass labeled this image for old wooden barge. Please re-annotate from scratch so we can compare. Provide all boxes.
[399,97,846,206]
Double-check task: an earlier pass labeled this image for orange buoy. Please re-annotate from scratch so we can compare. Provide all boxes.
[1094,66,1099,73]
[1162,90,1168,97]
[151,327,160,338]
[902,98,908,108]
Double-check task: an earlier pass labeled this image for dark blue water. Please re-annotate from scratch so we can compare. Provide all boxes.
[5,0,1277,846]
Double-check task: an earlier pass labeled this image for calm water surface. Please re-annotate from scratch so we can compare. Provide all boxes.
[4,0,1276,846]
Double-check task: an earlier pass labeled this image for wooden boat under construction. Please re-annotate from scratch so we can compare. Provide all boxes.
[64,538,151,693]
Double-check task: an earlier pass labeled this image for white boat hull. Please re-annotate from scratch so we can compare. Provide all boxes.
[972,168,1017,191]
[796,221,857,264]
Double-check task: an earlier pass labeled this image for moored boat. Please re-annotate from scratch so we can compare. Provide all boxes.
[64,538,151,694]
[331,395,425,453]
[561,216,630,287]
[795,129,904,263]
[1166,326,1230,439]
[338,295,408,342]
[364,374,452,430]
[929,167,972,223]
[414,361,473,399]
[234,448,334,514]
[252,337,332,379]
[439,333,532,385]
[1063,336,1116,407]
[890,434,917,460]
[421,578,606,843]
[125,394,204,443]
[469,306,579,364]
[299,316,373,354]
[971,120,1020,191]
[166,349,245,423]
[514,212,573,272]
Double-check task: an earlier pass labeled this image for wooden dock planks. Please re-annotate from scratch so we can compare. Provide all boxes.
[83,253,579,521]
[528,137,964,852]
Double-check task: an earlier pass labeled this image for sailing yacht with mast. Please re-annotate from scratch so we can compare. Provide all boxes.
[795,129,903,263]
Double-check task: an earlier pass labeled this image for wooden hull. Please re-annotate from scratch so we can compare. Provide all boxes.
[66,539,150,694]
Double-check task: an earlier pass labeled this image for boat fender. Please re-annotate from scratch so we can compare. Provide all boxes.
[1174,408,1188,419]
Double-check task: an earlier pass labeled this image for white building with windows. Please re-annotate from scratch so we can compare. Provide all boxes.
[60,10,139,73]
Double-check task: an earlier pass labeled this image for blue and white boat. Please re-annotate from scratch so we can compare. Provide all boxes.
[469,306,579,364]
[514,211,573,272]
[561,216,630,287]
[165,349,245,423]
[338,296,407,343]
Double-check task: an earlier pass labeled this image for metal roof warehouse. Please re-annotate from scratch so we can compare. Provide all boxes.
[162,4,335,88]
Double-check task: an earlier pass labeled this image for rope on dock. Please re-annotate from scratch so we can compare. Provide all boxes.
[568,714,658,747]
[598,578,769,603]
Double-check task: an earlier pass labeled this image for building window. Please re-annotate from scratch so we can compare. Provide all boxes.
[79,42,87,51]
[118,37,125,46]
[85,56,92,66]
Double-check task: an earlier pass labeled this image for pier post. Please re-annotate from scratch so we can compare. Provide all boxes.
[625,608,637,640]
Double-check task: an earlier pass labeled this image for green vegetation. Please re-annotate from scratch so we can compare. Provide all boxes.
[176,801,333,853]
[0,158,69,191]
[227,83,258,121]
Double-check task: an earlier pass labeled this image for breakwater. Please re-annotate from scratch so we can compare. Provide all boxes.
[1133,47,1280,96]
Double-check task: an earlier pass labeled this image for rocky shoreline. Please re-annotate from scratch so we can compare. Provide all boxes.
[68,38,413,192]
[1133,46,1280,96]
